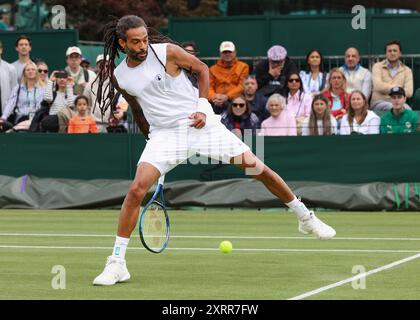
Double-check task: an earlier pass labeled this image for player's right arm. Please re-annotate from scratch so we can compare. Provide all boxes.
[111,75,150,138]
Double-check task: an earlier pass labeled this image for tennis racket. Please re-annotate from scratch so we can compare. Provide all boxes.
[139,175,170,253]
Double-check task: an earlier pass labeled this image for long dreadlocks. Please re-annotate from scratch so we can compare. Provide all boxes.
[93,15,184,119]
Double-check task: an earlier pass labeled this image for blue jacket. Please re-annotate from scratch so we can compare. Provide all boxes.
[221,111,260,136]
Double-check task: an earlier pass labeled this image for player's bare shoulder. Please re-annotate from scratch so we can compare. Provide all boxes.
[166,43,185,75]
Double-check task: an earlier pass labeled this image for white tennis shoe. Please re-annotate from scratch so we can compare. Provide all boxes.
[93,256,131,286]
[298,211,336,240]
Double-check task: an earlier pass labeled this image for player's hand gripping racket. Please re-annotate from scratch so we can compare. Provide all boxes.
[139,175,170,253]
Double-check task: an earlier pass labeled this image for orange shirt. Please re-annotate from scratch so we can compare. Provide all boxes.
[208,58,249,100]
[68,115,98,134]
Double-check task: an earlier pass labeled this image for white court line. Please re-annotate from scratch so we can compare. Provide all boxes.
[0,245,419,254]
[1,233,420,241]
[288,252,420,300]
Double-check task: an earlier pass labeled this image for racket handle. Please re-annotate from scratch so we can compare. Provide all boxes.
[158,174,165,185]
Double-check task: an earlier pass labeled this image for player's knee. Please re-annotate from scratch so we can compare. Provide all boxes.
[254,165,270,180]
[242,158,265,177]
[128,182,148,201]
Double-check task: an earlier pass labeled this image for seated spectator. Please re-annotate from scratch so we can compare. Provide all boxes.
[299,49,328,95]
[371,40,413,111]
[81,56,94,72]
[323,68,350,122]
[0,40,18,117]
[36,60,49,87]
[12,35,32,83]
[209,41,249,114]
[243,75,269,122]
[254,45,298,97]
[284,72,313,135]
[0,61,45,126]
[221,95,260,137]
[340,90,380,135]
[181,42,199,88]
[37,70,76,132]
[107,95,129,133]
[84,54,113,132]
[0,9,11,30]
[68,95,98,134]
[181,41,199,56]
[339,47,372,99]
[64,46,96,96]
[302,94,337,136]
[259,93,296,136]
[380,86,418,134]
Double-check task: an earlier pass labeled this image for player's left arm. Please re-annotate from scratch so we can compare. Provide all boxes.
[166,44,213,129]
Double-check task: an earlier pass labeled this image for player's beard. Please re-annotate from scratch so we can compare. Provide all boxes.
[126,47,148,62]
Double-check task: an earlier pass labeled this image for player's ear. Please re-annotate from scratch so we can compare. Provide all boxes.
[118,38,126,51]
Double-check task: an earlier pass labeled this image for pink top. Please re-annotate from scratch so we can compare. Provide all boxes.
[259,111,297,136]
[285,90,313,118]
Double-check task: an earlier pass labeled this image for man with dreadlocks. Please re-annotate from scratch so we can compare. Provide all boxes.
[92,15,336,286]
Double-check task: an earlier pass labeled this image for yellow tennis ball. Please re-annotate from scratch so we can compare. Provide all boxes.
[219,240,233,254]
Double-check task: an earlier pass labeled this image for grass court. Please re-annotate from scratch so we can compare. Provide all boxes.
[1,209,420,300]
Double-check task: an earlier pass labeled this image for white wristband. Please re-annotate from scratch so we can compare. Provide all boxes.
[196,97,213,117]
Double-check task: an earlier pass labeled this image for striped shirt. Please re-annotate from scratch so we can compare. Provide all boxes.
[43,80,75,115]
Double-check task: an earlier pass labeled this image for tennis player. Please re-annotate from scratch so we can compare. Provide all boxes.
[93,15,336,286]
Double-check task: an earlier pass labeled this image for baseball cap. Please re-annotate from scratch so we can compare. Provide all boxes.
[96,54,110,64]
[389,86,406,97]
[81,56,90,64]
[219,41,235,53]
[267,45,287,61]
[66,46,82,57]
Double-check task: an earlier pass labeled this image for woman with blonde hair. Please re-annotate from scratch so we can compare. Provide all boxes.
[340,90,380,135]
[36,60,49,87]
[259,93,297,136]
[302,94,337,136]
[0,61,45,126]
[322,67,350,122]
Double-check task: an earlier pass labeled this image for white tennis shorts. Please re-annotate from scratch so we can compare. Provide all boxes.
[138,118,250,175]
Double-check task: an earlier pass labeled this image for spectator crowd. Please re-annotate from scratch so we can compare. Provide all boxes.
[0,35,419,136]
[208,39,419,136]
[0,36,128,134]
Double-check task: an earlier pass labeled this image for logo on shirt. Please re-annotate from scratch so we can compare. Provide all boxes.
[406,122,412,129]
[155,74,162,81]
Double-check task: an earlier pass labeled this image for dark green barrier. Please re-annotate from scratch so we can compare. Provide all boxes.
[1,133,419,183]
[0,30,78,71]
[169,14,420,56]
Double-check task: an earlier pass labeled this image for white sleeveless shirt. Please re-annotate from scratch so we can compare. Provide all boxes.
[114,43,203,132]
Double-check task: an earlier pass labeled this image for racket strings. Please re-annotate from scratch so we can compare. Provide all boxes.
[143,203,168,250]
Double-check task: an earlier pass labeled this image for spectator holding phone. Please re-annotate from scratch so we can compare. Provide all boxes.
[45,70,75,115]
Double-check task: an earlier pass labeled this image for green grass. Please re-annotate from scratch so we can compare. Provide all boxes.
[0,209,420,300]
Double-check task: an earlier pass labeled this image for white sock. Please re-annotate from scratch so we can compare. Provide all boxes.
[112,236,130,260]
[285,197,311,220]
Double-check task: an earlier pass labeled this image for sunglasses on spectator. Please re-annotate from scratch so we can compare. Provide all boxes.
[288,78,300,83]
[38,69,48,73]
[232,103,246,108]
